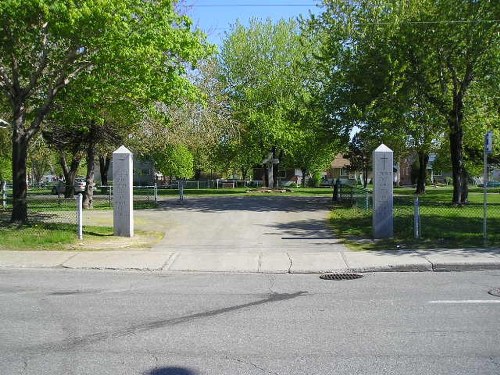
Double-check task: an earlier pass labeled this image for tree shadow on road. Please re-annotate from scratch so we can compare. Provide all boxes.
[144,367,198,375]
[156,195,332,213]
[268,218,339,240]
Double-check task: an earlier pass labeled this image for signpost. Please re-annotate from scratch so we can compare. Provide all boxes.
[483,131,493,242]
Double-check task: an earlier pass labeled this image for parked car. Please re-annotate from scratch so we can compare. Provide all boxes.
[477,181,500,188]
[51,178,87,195]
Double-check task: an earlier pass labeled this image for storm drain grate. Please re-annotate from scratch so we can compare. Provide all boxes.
[488,288,500,297]
[320,273,363,281]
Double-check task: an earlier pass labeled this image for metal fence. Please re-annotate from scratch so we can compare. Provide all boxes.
[334,184,500,246]
[0,186,159,242]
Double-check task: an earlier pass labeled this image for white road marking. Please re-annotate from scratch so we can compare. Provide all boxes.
[429,300,500,304]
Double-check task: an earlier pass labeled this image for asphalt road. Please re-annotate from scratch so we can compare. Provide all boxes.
[1,269,499,375]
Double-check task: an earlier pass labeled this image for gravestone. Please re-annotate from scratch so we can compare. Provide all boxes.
[372,144,393,238]
[112,146,134,237]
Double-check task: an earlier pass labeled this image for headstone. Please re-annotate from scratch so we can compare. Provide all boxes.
[372,144,393,238]
[112,146,134,237]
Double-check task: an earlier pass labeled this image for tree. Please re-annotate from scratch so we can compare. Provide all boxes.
[153,143,194,180]
[312,0,499,203]
[219,19,314,187]
[0,0,212,222]
[27,135,52,186]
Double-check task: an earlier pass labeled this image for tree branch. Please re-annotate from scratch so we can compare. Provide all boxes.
[0,63,15,102]
[24,22,50,99]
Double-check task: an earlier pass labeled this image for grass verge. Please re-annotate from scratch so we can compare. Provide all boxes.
[0,223,163,251]
[330,186,500,250]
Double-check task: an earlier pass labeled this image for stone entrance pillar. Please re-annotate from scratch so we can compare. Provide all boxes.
[113,146,134,237]
[373,144,393,238]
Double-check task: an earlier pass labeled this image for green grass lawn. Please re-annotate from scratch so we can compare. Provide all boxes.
[330,186,500,250]
[0,223,113,250]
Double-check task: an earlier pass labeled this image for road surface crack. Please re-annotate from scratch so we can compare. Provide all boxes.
[286,252,292,273]
[26,291,307,354]
[227,356,280,375]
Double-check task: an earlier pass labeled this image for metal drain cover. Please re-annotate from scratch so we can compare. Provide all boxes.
[320,273,363,281]
[488,288,500,297]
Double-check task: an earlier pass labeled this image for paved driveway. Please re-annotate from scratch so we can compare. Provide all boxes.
[147,195,347,253]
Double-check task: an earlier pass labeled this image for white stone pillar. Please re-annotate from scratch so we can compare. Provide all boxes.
[372,144,393,238]
[112,146,134,237]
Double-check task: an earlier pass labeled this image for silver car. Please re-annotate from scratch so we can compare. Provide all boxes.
[51,178,86,195]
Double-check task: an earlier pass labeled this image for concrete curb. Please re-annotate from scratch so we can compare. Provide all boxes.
[1,249,500,274]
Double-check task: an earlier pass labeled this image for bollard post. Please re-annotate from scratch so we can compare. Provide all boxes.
[414,195,420,239]
[179,179,184,202]
[76,193,83,240]
[154,183,158,203]
[1,181,6,209]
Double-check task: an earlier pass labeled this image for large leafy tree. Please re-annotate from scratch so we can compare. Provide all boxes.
[153,143,194,180]
[219,19,321,187]
[312,0,499,203]
[0,0,211,222]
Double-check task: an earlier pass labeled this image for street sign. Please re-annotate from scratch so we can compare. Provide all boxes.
[485,131,493,154]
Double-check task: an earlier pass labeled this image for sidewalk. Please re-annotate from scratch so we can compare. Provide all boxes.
[2,196,500,274]
[1,247,499,273]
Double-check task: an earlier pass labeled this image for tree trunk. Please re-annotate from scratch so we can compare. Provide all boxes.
[83,144,96,209]
[301,168,307,187]
[263,166,269,187]
[363,163,369,188]
[59,153,81,198]
[241,167,248,181]
[415,151,429,195]
[448,95,468,204]
[99,154,111,186]
[11,130,29,223]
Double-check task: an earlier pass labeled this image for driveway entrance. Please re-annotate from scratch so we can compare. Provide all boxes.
[149,195,347,253]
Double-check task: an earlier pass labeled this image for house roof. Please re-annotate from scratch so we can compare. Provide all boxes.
[331,154,350,169]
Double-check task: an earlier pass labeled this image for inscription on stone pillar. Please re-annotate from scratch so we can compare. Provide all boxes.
[373,144,393,238]
[113,146,134,237]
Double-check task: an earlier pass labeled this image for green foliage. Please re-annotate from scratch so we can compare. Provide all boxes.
[218,18,340,173]
[0,127,11,181]
[1,0,213,220]
[310,0,499,202]
[154,143,194,179]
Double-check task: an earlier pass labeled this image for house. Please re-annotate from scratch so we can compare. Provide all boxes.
[94,156,155,186]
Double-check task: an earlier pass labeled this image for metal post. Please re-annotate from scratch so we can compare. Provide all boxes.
[76,193,83,240]
[414,195,420,239]
[483,150,487,242]
[1,181,6,208]
[154,183,158,203]
[179,179,184,202]
[108,185,112,207]
[483,131,493,242]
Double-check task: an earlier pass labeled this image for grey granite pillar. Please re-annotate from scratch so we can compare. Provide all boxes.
[112,146,134,237]
[372,144,393,238]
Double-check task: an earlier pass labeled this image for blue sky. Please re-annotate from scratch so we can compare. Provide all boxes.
[183,1,322,46]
